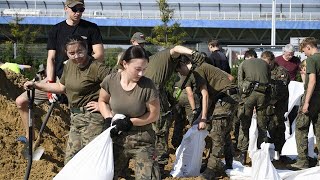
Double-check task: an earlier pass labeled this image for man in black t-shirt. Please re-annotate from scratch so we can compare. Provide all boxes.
[207,39,231,73]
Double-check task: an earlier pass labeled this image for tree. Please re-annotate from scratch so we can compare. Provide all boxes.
[104,47,124,69]
[0,16,42,78]
[146,0,187,48]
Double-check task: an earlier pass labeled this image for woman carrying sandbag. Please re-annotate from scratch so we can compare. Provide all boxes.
[24,35,111,164]
[98,45,161,179]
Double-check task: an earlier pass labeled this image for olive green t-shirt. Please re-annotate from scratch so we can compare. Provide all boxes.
[100,72,158,118]
[305,53,320,91]
[193,63,234,97]
[144,49,179,86]
[60,59,111,108]
[241,58,270,84]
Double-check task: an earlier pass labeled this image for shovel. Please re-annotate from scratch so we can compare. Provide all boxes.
[32,102,55,160]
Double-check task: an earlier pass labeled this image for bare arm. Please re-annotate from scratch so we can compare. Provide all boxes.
[46,50,56,81]
[24,81,65,94]
[130,98,160,126]
[92,44,104,61]
[169,45,194,59]
[98,88,114,118]
[302,73,316,113]
[198,84,208,130]
[185,87,196,110]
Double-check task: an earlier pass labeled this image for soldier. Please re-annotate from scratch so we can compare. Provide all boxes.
[287,37,320,170]
[171,69,200,148]
[144,46,206,168]
[237,55,271,165]
[234,49,257,158]
[176,60,238,178]
[99,45,161,179]
[261,51,291,164]
[24,35,111,164]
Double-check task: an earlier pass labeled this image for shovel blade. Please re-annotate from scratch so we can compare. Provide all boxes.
[32,146,45,161]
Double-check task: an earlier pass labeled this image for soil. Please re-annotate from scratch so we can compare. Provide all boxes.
[0,69,229,180]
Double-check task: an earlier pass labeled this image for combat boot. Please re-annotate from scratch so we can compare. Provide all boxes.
[199,168,215,180]
[287,159,308,170]
[224,156,233,170]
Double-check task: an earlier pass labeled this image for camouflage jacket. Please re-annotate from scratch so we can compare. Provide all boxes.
[270,65,290,101]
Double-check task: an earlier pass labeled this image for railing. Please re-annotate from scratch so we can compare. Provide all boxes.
[1,8,320,21]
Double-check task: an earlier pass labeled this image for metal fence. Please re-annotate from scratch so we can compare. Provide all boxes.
[1,8,320,21]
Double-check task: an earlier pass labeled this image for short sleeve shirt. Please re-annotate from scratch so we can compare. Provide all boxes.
[60,59,111,108]
[193,63,233,97]
[242,58,270,84]
[275,55,301,80]
[144,49,179,86]
[47,19,103,78]
[305,53,320,91]
[100,72,158,118]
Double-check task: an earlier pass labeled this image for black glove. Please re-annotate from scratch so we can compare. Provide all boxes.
[110,116,133,137]
[191,51,206,66]
[105,117,112,127]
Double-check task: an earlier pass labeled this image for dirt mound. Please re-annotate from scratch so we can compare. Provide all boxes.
[0,69,70,180]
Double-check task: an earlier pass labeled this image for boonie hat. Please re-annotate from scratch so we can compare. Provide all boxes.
[65,0,84,7]
[131,32,147,43]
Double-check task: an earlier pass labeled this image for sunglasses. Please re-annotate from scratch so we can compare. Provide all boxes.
[68,6,85,13]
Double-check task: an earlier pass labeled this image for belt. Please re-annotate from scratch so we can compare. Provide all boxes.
[130,124,153,131]
[70,107,88,114]
[226,87,239,96]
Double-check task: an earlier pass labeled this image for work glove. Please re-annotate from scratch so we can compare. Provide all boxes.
[110,116,133,137]
[105,117,112,128]
[46,80,58,103]
[47,92,58,103]
[191,50,206,67]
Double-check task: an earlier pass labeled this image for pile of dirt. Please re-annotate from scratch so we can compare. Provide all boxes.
[0,69,224,180]
[0,69,70,180]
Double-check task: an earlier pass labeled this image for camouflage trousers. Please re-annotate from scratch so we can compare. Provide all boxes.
[267,97,288,152]
[152,88,173,164]
[237,91,269,152]
[113,124,160,180]
[64,111,106,164]
[296,93,320,162]
[206,92,238,172]
[171,92,200,148]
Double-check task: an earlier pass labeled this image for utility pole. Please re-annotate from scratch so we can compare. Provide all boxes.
[271,0,276,46]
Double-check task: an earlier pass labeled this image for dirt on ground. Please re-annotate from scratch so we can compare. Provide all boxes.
[0,69,228,180]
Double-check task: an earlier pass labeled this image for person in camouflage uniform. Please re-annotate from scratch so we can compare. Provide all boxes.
[261,51,291,163]
[237,56,271,165]
[143,46,206,167]
[99,46,161,179]
[235,49,257,163]
[288,37,320,170]
[171,72,200,148]
[24,35,111,164]
[176,59,238,178]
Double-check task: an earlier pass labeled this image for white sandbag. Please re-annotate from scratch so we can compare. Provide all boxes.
[53,126,114,180]
[284,81,304,119]
[251,143,281,180]
[170,125,208,177]
[248,113,258,157]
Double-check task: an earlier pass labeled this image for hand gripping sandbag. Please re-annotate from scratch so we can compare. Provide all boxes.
[54,127,114,180]
[251,142,281,180]
[170,125,208,177]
